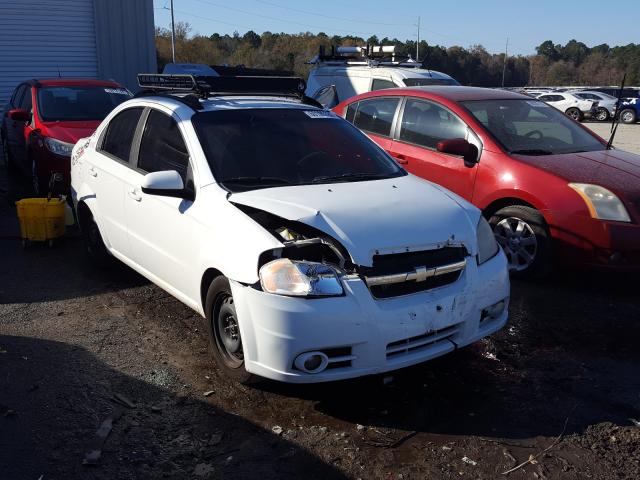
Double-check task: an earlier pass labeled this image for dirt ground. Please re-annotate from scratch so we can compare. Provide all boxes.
[1,161,640,480]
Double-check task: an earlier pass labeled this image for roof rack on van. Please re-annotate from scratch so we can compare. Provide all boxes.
[308,44,420,68]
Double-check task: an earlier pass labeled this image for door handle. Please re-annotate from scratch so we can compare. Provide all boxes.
[128,189,142,202]
[393,154,408,164]
[88,167,98,177]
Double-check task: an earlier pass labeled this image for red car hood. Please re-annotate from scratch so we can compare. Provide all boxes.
[513,149,640,199]
[40,121,100,145]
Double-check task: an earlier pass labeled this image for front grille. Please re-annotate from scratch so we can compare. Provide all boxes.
[363,247,468,299]
[386,324,460,359]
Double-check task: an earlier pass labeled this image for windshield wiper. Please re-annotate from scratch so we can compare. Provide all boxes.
[510,149,553,156]
[220,176,293,186]
[312,172,388,183]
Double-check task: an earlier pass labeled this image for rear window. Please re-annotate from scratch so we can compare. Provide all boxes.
[37,86,131,122]
[192,108,404,192]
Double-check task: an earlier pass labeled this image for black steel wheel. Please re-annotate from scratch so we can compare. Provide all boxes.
[205,276,255,384]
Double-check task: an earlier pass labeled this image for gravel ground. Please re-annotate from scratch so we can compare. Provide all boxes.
[1,158,640,479]
[584,122,640,155]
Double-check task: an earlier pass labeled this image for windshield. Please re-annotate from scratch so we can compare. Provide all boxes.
[461,99,605,155]
[403,78,459,87]
[192,109,405,192]
[37,86,132,121]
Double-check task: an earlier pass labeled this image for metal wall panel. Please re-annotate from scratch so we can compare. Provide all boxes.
[0,0,98,108]
[93,0,157,93]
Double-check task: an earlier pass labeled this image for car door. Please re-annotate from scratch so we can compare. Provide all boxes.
[346,96,401,153]
[125,107,197,298]
[89,106,145,257]
[387,97,480,200]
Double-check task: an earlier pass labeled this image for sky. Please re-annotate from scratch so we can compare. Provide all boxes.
[153,0,640,56]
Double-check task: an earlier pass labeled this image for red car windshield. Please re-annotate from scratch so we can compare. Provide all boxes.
[192,108,405,192]
[37,86,131,122]
[461,99,604,155]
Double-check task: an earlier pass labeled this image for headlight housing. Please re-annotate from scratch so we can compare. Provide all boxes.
[568,183,631,222]
[477,216,499,265]
[44,137,74,157]
[259,259,344,297]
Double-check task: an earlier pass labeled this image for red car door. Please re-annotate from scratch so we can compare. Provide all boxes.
[387,97,478,201]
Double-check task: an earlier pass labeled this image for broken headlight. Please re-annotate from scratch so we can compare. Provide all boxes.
[477,216,500,265]
[259,259,344,297]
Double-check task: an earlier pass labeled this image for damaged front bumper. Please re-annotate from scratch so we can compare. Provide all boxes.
[230,251,509,383]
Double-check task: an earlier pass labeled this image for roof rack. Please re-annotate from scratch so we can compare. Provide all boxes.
[136,73,320,110]
[308,44,420,68]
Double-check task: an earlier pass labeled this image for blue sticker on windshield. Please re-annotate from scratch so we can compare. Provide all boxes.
[304,110,337,118]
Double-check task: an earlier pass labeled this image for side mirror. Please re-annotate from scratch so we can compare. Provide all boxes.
[8,108,30,122]
[436,138,479,167]
[141,170,194,201]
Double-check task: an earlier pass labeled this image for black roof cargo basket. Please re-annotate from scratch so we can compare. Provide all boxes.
[210,65,294,77]
[137,74,307,99]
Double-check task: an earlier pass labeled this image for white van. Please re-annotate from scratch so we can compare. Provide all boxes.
[306,45,459,108]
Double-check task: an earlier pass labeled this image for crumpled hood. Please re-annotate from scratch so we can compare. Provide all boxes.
[229,175,480,266]
[513,148,640,198]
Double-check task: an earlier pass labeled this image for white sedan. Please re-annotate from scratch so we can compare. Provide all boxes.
[537,92,597,121]
[71,74,509,383]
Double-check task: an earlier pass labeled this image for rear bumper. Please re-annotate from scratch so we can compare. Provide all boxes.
[230,252,510,383]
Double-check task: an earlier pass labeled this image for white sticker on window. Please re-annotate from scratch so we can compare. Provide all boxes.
[104,88,129,95]
[304,110,337,119]
[526,100,549,107]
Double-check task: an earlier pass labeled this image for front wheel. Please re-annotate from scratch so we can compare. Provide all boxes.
[31,157,45,196]
[594,107,609,122]
[1,136,13,170]
[205,276,255,384]
[489,205,552,279]
[565,107,582,122]
[79,209,110,265]
[620,108,637,124]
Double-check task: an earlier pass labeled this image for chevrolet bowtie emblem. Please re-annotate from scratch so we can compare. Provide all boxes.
[414,266,429,282]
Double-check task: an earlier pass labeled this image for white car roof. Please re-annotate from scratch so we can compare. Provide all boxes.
[312,65,455,81]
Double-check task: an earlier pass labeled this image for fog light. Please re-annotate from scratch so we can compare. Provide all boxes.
[481,299,506,322]
[294,352,329,373]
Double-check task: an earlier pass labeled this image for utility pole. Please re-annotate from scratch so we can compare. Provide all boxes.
[170,0,176,63]
[501,37,509,87]
[416,16,420,61]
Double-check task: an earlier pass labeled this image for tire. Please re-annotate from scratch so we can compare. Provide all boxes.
[620,108,637,124]
[594,107,609,122]
[489,205,552,280]
[79,208,110,265]
[205,276,255,384]
[31,157,46,196]
[2,136,15,172]
[565,107,582,122]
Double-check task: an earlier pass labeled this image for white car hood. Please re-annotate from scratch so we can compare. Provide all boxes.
[229,175,479,267]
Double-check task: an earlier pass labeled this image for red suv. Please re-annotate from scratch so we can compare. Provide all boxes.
[1,79,131,194]
[334,87,640,277]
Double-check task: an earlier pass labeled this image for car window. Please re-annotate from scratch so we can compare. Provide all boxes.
[19,87,33,113]
[539,95,563,102]
[100,107,144,162]
[371,79,397,91]
[12,85,26,108]
[345,102,358,123]
[137,110,190,182]
[399,98,467,149]
[352,97,399,137]
[462,99,604,155]
[37,86,132,122]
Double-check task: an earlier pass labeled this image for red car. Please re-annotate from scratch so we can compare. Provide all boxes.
[2,79,131,194]
[334,87,640,277]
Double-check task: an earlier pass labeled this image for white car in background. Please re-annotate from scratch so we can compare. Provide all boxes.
[70,73,509,384]
[570,90,618,121]
[537,92,598,122]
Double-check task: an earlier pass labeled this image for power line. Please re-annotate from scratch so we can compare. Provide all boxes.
[191,0,392,36]
[253,0,412,27]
